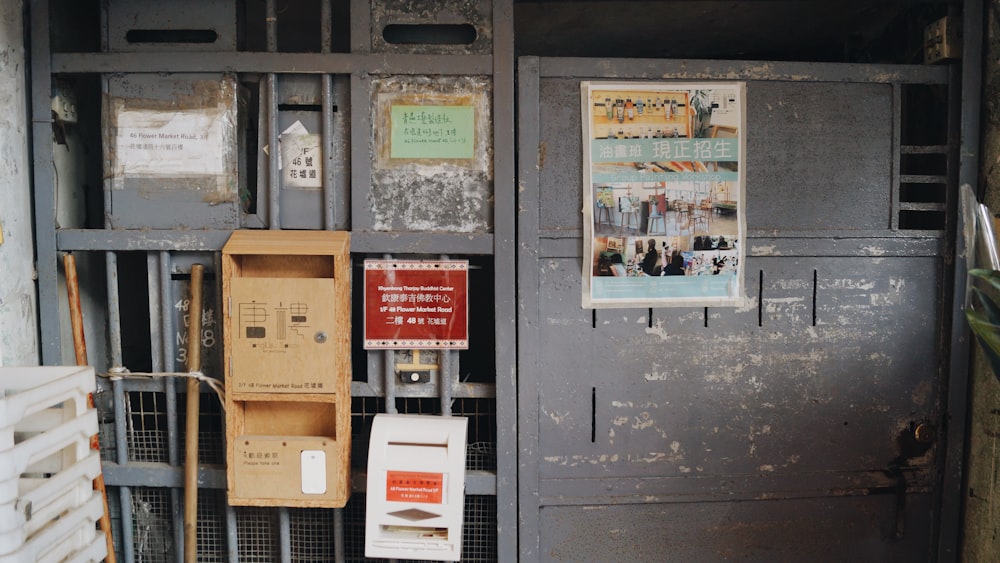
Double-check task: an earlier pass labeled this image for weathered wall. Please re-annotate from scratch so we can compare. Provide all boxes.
[964,1,1000,560]
[0,0,39,366]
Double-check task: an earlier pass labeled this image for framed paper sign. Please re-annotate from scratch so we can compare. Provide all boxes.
[581,82,747,308]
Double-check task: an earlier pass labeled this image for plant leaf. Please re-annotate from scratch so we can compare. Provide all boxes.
[969,268,1000,295]
[966,309,1000,380]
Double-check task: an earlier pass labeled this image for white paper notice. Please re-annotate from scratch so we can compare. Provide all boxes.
[114,106,228,179]
[279,120,323,189]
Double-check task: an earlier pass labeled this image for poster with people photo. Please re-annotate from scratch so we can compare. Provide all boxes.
[581,82,746,308]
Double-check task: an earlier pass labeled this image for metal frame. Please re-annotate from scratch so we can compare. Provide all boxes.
[516,54,964,561]
[29,0,515,560]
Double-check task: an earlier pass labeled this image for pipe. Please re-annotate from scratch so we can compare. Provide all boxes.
[183,264,205,563]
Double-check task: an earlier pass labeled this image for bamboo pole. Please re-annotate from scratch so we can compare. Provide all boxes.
[184,264,204,563]
[63,253,116,563]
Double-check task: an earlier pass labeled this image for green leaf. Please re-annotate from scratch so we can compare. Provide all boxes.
[969,268,1000,295]
[966,308,1000,380]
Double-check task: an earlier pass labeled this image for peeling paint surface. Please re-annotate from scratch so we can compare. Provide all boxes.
[370,75,493,232]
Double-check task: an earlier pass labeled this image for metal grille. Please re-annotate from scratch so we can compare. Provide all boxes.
[462,496,498,562]
[108,486,124,561]
[342,494,498,562]
[131,487,175,562]
[126,391,169,463]
[178,390,226,465]
[453,398,497,471]
[235,507,280,562]
[290,508,336,561]
[351,396,386,469]
[197,489,227,562]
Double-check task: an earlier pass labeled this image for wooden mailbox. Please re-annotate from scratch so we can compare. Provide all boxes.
[222,230,351,507]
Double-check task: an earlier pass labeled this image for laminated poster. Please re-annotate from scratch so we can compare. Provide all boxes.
[581,82,747,308]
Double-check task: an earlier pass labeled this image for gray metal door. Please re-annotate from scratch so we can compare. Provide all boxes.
[517,56,963,561]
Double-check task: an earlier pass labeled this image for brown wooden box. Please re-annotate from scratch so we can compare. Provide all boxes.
[222,230,351,507]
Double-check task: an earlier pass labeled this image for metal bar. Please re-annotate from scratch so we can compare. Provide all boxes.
[160,252,179,467]
[158,251,184,563]
[440,351,453,416]
[938,0,983,556]
[320,0,332,54]
[515,55,543,563]
[100,462,228,489]
[322,74,336,230]
[268,73,280,229]
[384,350,398,414]
[107,249,135,563]
[265,0,277,52]
[225,504,239,563]
[536,57,950,84]
[29,0,61,363]
[51,52,494,75]
[333,508,345,563]
[57,229,234,251]
[350,73,372,230]
[350,0,371,53]
[900,145,949,154]
[891,83,901,232]
[352,380,496,399]
[493,2,519,561]
[278,507,291,563]
[56,229,497,254]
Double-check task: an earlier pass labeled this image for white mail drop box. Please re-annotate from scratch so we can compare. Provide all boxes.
[365,414,468,561]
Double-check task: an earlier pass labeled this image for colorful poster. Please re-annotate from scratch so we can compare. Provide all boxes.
[363,260,469,349]
[581,82,747,308]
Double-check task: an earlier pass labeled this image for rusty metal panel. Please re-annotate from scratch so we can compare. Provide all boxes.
[539,495,931,562]
[102,73,242,230]
[105,0,237,52]
[369,75,493,232]
[536,256,940,488]
[520,59,950,560]
[746,82,893,233]
[370,0,492,55]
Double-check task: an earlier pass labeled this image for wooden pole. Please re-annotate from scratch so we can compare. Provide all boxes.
[184,264,204,563]
[63,253,117,563]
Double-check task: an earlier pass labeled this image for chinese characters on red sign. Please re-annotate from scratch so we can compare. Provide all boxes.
[363,260,469,349]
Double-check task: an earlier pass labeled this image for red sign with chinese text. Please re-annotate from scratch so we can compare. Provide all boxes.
[364,260,469,349]
[385,470,445,504]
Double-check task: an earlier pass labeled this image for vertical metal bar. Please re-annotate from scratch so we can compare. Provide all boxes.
[349,0,371,53]
[333,508,345,563]
[29,0,61,363]
[515,55,543,563]
[107,251,135,563]
[160,252,185,563]
[493,2,519,561]
[320,0,332,54]
[265,0,277,53]
[225,505,239,563]
[384,350,398,414]
[159,253,179,465]
[278,507,292,563]
[440,351,452,416]
[322,74,336,231]
[350,73,372,230]
[938,0,982,558]
[268,73,281,230]
[890,83,901,232]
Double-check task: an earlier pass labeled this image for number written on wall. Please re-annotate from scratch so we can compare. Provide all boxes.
[174,283,219,373]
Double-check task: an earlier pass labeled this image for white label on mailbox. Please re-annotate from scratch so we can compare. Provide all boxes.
[301,450,327,494]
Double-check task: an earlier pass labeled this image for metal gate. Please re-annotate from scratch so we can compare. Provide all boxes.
[29,0,516,561]
[516,56,965,561]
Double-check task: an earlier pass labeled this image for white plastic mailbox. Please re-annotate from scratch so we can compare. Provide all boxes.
[365,414,468,561]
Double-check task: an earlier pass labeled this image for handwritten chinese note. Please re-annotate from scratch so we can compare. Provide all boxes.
[389,105,475,160]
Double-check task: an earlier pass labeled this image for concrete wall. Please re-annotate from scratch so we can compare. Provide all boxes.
[0,0,39,366]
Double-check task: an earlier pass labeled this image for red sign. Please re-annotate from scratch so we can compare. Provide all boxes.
[385,470,445,504]
[364,260,469,349]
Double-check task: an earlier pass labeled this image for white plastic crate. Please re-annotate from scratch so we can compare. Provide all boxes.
[0,493,106,563]
[0,367,104,561]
